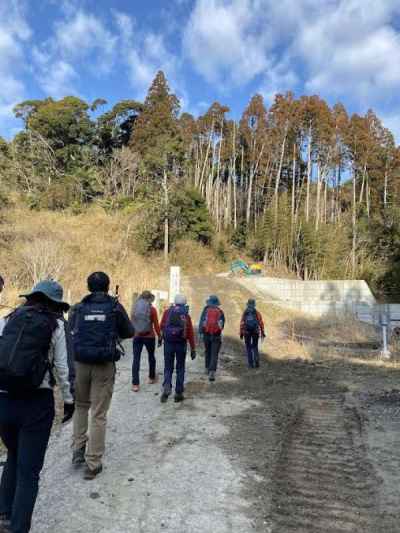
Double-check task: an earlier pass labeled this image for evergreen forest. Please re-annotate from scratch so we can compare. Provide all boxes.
[1,71,400,297]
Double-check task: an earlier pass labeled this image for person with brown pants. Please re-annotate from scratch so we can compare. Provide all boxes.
[69,272,134,480]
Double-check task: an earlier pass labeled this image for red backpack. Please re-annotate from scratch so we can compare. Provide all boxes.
[203,307,223,335]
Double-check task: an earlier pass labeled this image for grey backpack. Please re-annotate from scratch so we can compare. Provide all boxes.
[131,298,151,335]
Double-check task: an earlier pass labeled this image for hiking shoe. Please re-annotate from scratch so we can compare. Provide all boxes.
[83,464,103,480]
[131,384,140,392]
[209,371,215,382]
[148,377,158,384]
[174,393,184,403]
[72,448,86,467]
[160,392,169,403]
[255,361,260,368]
[0,514,10,529]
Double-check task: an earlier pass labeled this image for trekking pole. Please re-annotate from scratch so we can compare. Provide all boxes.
[115,285,120,300]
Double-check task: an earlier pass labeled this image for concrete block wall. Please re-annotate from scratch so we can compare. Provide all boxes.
[236,277,377,318]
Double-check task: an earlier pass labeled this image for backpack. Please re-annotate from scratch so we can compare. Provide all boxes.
[203,307,223,335]
[72,297,120,364]
[244,309,259,334]
[164,305,187,342]
[0,306,57,396]
[132,299,152,335]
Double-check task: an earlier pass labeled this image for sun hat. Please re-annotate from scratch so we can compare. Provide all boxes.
[20,280,70,312]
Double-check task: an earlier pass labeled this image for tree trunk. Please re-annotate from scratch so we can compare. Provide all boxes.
[305,122,312,223]
[163,170,169,262]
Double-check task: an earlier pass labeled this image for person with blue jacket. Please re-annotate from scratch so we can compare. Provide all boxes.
[198,295,225,382]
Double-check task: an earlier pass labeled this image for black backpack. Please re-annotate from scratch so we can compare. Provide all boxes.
[0,306,57,395]
[71,297,121,364]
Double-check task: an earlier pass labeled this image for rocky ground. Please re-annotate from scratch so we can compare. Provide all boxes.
[7,275,400,532]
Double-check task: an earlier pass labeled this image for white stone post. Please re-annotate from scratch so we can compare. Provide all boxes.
[169,266,181,303]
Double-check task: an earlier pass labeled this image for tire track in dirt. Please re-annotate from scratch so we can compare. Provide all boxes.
[271,394,379,533]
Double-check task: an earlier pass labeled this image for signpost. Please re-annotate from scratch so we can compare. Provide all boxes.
[169,266,181,303]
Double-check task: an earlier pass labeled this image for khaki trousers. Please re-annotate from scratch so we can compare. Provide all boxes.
[72,362,115,470]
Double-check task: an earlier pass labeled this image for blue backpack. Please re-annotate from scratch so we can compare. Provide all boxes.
[72,297,121,364]
[244,309,259,334]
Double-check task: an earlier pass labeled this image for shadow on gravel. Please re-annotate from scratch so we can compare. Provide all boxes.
[213,334,400,533]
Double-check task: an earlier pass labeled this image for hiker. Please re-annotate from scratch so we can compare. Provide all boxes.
[160,294,196,403]
[199,295,225,382]
[69,272,134,480]
[0,276,4,294]
[240,299,266,368]
[0,280,74,533]
[131,290,161,392]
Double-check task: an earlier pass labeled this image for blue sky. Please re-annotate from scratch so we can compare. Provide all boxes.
[1,0,400,141]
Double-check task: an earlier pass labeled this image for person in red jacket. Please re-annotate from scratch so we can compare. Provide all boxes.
[240,299,265,368]
[160,294,196,403]
[131,291,161,392]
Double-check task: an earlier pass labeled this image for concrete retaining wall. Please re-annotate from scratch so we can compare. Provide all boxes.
[238,277,376,307]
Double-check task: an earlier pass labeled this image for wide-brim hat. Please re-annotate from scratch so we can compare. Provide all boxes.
[207,295,220,306]
[20,280,70,312]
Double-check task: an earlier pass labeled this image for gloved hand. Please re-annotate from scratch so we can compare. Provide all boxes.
[191,350,197,360]
[157,337,163,348]
[262,333,266,339]
[62,402,75,424]
[240,334,244,340]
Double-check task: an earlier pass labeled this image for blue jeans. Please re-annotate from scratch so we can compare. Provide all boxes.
[0,390,55,533]
[163,342,187,395]
[203,334,222,372]
[245,334,259,367]
[132,337,156,385]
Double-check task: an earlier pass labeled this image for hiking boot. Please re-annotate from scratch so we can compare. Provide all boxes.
[174,393,184,403]
[0,514,10,529]
[160,391,169,403]
[131,384,140,392]
[72,447,86,467]
[209,371,215,382]
[83,464,103,480]
[255,361,260,368]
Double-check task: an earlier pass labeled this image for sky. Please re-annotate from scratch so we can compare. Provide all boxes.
[1,0,400,141]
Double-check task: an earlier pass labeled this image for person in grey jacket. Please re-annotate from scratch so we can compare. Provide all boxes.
[0,280,74,533]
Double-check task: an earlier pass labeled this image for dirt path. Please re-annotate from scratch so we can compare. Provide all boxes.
[10,275,400,531]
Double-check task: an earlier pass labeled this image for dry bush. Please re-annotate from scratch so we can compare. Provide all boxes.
[19,237,66,284]
[170,239,225,275]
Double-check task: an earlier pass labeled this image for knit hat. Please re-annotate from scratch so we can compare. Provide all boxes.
[247,298,256,308]
[207,295,220,306]
[174,294,187,305]
[20,280,70,312]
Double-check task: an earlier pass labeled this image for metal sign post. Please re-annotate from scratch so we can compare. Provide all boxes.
[169,266,181,303]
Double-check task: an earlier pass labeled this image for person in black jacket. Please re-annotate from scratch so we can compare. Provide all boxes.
[69,272,134,480]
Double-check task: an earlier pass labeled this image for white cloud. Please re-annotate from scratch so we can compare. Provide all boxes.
[0,1,31,125]
[114,10,184,101]
[33,8,117,97]
[184,0,400,111]
[183,0,269,86]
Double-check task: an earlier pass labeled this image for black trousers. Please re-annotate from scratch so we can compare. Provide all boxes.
[132,337,156,384]
[0,390,55,533]
[203,334,222,372]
